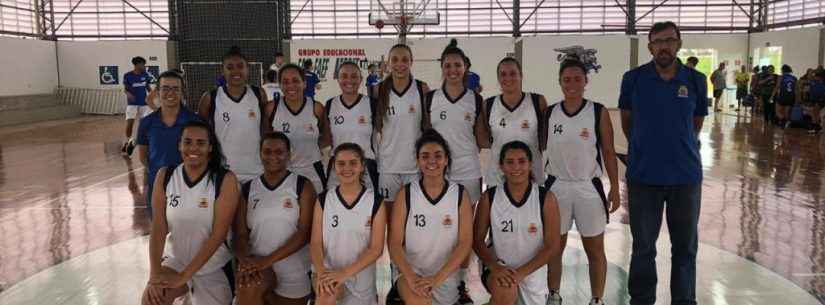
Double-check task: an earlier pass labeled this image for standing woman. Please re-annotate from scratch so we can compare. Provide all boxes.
[137,70,200,215]
[323,62,379,189]
[198,46,269,183]
[141,120,239,305]
[474,141,560,305]
[485,57,547,187]
[373,44,431,204]
[544,60,621,305]
[388,129,474,305]
[267,63,329,192]
[310,143,387,305]
[424,39,487,204]
[233,132,315,305]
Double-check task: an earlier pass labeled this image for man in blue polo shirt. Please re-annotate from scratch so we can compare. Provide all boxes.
[303,59,321,98]
[619,21,707,305]
[137,70,199,217]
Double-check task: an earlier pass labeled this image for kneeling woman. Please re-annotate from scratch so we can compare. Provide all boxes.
[388,129,474,305]
[233,132,316,305]
[142,120,239,305]
[474,141,560,305]
[310,143,387,305]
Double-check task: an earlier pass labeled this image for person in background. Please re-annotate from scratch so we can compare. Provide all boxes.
[686,56,699,69]
[808,70,825,134]
[750,66,762,115]
[758,65,779,125]
[774,64,797,128]
[270,52,286,72]
[465,58,483,94]
[123,56,154,157]
[735,65,750,112]
[263,69,282,103]
[366,63,382,96]
[710,62,727,112]
[304,60,322,99]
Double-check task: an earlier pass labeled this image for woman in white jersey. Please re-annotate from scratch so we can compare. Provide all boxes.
[310,143,387,305]
[198,46,268,183]
[233,132,315,305]
[262,69,282,103]
[424,39,488,305]
[485,57,548,187]
[474,141,560,305]
[323,62,379,189]
[141,120,239,305]
[424,39,488,204]
[388,129,473,305]
[544,60,620,305]
[372,44,431,204]
[266,63,329,192]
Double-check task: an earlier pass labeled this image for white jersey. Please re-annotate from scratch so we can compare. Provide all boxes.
[326,94,376,160]
[211,85,264,181]
[242,173,311,280]
[162,165,233,275]
[262,83,282,101]
[378,79,425,174]
[486,93,544,186]
[545,100,604,181]
[426,87,483,180]
[321,186,381,302]
[404,180,463,276]
[270,96,323,169]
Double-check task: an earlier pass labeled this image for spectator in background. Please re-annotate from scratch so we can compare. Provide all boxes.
[798,68,815,106]
[686,56,699,69]
[366,63,381,96]
[303,60,321,99]
[465,58,483,93]
[270,52,285,72]
[122,56,153,157]
[711,62,727,112]
[808,69,825,134]
[758,65,779,124]
[750,66,762,114]
[735,65,749,112]
[775,64,797,128]
[262,69,282,102]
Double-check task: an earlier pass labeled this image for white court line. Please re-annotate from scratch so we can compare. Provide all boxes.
[0,167,144,222]
[793,273,825,277]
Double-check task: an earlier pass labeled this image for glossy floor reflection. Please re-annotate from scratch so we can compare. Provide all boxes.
[0,112,824,304]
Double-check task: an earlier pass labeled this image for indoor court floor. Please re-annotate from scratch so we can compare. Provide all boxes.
[1,109,824,305]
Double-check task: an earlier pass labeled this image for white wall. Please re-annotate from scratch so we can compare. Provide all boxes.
[523,35,630,108]
[0,38,59,96]
[749,27,822,73]
[56,40,171,89]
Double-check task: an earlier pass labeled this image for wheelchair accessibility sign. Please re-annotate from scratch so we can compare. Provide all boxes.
[99,66,119,85]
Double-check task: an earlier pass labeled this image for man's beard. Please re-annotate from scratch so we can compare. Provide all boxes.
[655,51,676,69]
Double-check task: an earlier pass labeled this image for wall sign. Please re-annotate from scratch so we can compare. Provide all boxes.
[99,66,119,85]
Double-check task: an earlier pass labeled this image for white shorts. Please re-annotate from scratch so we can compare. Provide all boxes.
[271,266,311,299]
[378,172,419,203]
[162,258,232,305]
[289,160,326,194]
[482,265,548,305]
[125,105,152,120]
[546,177,608,237]
[448,177,482,206]
[395,272,460,305]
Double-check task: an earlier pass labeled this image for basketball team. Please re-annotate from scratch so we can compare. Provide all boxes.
[133,21,706,305]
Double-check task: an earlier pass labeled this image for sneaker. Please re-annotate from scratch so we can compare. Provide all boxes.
[120,142,129,156]
[385,284,402,305]
[784,121,792,129]
[589,298,604,305]
[457,281,473,305]
[547,290,562,305]
[126,140,136,157]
